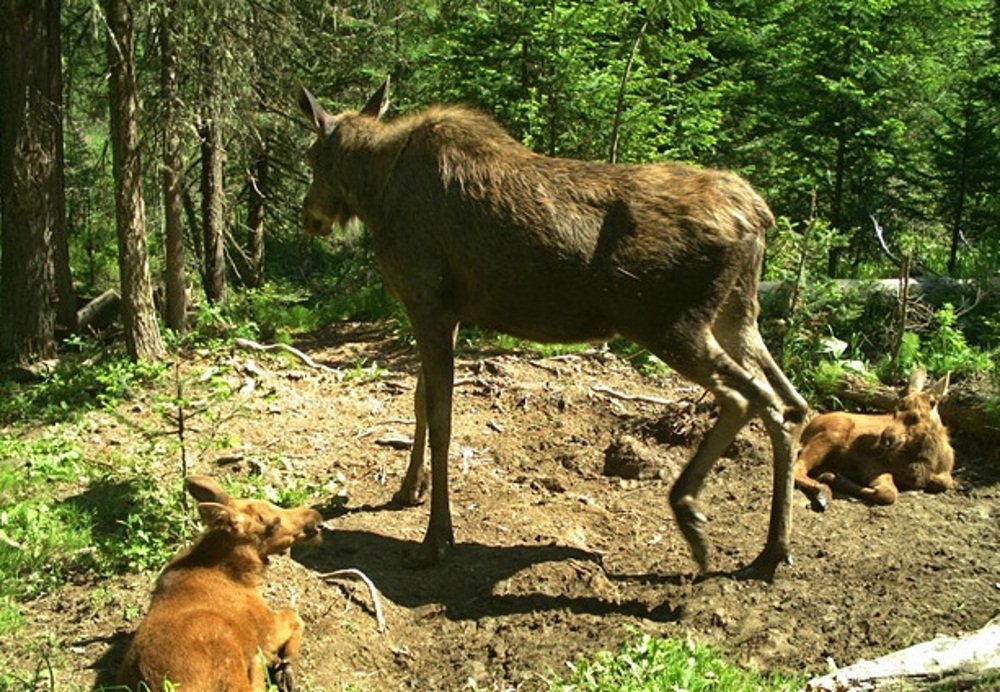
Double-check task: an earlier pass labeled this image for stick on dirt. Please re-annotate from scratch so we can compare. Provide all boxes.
[234,338,341,377]
[320,569,387,633]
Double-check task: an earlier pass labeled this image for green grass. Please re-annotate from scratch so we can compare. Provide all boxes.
[552,633,803,691]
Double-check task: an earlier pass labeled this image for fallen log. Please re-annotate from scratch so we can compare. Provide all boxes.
[806,616,1000,691]
[760,277,1000,313]
[76,289,121,333]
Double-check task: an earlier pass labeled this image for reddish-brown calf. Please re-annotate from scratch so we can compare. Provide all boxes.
[117,476,321,692]
[794,370,954,511]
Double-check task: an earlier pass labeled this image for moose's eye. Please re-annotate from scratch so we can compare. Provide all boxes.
[263,517,280,536]
[903,413,919,426]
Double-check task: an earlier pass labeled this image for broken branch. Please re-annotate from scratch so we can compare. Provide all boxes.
[234,338,341,378]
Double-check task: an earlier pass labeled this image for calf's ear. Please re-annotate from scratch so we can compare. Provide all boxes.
[360,75,390,119]
[186,475,231,505]
[197,502,249,536]
[906,368,928,394]
[928,372,950,404]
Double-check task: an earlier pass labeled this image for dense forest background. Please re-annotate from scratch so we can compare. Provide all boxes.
[1,0,998,382]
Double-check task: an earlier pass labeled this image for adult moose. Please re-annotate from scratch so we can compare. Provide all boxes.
[298,78,809,580]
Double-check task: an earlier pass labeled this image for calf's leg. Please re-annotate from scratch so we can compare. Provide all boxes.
[794,437,837,512]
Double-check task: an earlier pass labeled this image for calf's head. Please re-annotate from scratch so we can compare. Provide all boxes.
[297,79,391,237]
[885,370,955,491]
[185,476,322,558]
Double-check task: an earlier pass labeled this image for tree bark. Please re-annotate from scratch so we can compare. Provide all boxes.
[608,15,648,164]
[0,0,62,364]
[199,118,226,303]
[198,20,227,305]
[160,0,187,331]
[244,148,267,288]
[105,0,164,361]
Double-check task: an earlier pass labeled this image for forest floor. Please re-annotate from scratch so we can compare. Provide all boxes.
[16,321,1000,690]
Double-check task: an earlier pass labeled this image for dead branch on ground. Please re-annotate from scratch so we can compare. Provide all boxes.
[320,568,387,633]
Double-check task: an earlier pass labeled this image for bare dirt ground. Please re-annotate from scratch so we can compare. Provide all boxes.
[15,321,1000,690]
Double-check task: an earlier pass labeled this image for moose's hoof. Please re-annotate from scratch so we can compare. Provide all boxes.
[408,537,452,568]
[809,486,832,512]
[672,495,709,574]
[735,548,792,582]
[269,659,295,692]
[391,477,428,507]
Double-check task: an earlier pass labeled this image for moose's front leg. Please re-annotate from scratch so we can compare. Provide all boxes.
[263,609,304,692]
[392,370,428,506]
[410,318,458,566]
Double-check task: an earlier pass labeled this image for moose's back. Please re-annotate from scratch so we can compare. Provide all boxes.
[373,107,774,343]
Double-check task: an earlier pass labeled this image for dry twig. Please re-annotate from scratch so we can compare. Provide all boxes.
[591,383,671,407]
[234,338,341,378]
[320,568,387,633]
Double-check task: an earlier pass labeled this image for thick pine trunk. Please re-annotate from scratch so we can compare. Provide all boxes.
[105,0,164,361]
[0,0,62,364]
[160,0,187,331]
[199,116,226,304]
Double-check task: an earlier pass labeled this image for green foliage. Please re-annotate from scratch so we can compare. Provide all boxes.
[887,304,997,379]
[0,433,100,606]
[0,431,190,625]
[552,632,802,691]
[0,341,166,426]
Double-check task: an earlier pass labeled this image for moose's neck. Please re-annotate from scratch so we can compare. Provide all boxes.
[337,115,413,229]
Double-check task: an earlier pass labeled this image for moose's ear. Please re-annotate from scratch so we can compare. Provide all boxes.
[197,502,248,536]
[360,75,390,119]
[906,368,928,394]
[298,85,334,133]
[186,476,231,506]
[928,372,950,402]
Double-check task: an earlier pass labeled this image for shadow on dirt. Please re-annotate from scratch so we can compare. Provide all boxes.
[86,630,129,690]
[297,526,681,624]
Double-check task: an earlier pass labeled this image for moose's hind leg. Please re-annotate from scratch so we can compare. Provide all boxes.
[393,370,429,507]
[650,329,773,574]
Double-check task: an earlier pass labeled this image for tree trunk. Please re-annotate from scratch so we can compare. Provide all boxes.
[0,0,62,364]
[199,116,226,304]
[46,0,76,334]
[244,148,267,288]
[608,15,648,164]
[160,0,187,331]
[197,11,227,306]
[105,0,164,361]
[947,105,971,277]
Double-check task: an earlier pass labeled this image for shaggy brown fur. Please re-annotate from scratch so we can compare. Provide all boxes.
[117,476,321,691]
[794,370,954,511]
[298,78,809,580]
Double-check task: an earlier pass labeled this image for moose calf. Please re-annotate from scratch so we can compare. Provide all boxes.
[117,476,322,692]
[794,370,954,511]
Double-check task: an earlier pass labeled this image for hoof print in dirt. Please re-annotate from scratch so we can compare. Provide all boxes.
[603,434,664,480]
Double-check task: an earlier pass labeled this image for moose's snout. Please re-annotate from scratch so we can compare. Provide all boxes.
[303,209,332,237]
[302,510,322,539]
